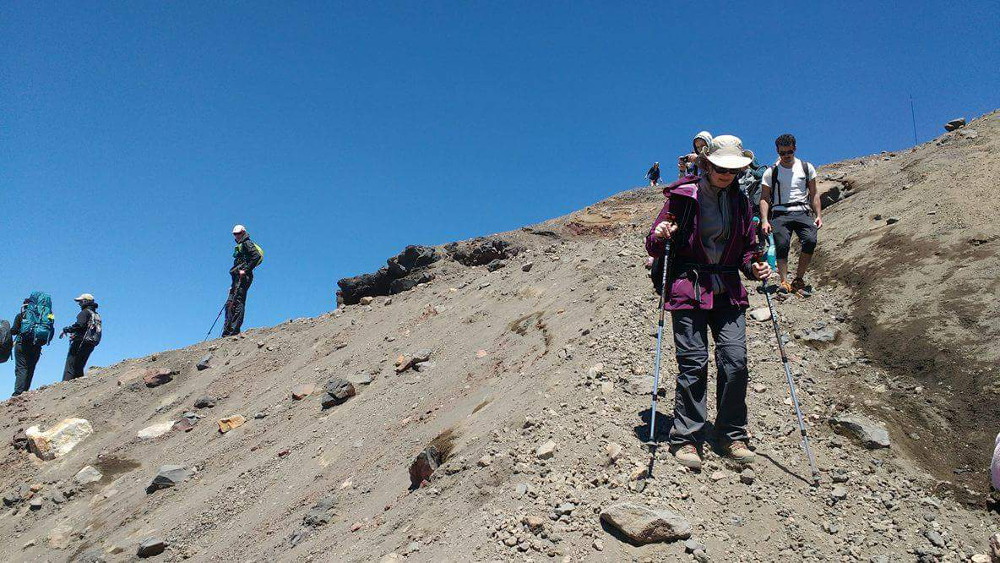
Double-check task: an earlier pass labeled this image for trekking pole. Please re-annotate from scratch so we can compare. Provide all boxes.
[647,207,687,448]
[204,303,227,342]
[755,250,821,486]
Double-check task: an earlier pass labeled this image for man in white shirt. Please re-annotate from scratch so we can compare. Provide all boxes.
[760,134,822,293]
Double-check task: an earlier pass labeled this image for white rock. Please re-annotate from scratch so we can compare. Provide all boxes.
[749,308,772,322]
[74,465,103,485]
[137,421,176,439]
[25,418,93,461]
[536,440,557,459]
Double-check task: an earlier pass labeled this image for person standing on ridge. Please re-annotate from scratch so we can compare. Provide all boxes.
[646,162,661,186]
[10,292,55,397]
[646,135,771,470]
[60,293,101,381]
[223,224,263,336]
[678,131,713,178]
[760,133,821,293]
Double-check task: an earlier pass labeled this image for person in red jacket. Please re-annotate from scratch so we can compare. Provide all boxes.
[647,135,770,470]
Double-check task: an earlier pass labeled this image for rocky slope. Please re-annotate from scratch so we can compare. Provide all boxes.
[0,112,998,562]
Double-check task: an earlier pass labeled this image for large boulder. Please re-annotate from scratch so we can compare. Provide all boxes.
[337,245,441,305]
[944,117,966,131]
[600,502,692,545]
[830,413,891,449]
[25,419,94,461]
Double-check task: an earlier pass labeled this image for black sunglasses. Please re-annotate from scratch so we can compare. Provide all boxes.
[710,163,740,175]
[778,149,795,156]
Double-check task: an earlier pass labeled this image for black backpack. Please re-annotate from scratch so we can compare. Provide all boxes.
[82,310,102,346]
[768,159,811,210]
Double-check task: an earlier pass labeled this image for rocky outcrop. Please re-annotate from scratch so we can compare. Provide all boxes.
[337,245,439,305]
[446,238,523,266]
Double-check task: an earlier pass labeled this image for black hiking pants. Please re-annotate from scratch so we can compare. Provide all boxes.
[668,305,750,446]
[63,339,96,381]
[771,209,818,259]
[223,271,253,336]
[13,341,42,396]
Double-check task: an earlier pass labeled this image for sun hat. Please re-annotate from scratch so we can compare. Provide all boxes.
[701,135,754,169]
[74,293,95,302]
[232,224,246,234]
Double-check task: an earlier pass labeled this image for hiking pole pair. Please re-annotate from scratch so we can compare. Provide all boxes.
[755,253,821,486]
[203,273,243,342]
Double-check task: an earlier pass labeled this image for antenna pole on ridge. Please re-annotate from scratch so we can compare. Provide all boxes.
[909,94,918,145]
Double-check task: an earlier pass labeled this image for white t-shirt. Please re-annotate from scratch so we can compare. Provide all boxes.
[762,158,816,211]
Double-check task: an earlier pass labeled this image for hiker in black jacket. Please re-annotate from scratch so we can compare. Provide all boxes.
[223,224,262,336]
[60,294,101,381]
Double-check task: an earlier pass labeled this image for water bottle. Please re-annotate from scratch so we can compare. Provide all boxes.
[766,233,777,269]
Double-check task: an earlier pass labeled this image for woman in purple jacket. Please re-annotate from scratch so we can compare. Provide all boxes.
[646,135,771,470]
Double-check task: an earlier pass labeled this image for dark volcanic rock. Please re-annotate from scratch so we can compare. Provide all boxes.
[147,465,193,493]
[321,378,356,408]
[303,495,338,527]
[338,245,440,305]
[137,537,167,558]
[447,238,523,267]
[143,368,176,388]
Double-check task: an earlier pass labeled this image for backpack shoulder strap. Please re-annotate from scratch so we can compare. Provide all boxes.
[771,165,780,207]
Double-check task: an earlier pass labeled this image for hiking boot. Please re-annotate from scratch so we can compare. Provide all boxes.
[721,440,755,464]
[791,277,807,292]
[672,443,702,470]
[778,280,793,294]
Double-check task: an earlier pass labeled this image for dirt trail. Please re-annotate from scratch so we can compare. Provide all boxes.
[0,112,998,562]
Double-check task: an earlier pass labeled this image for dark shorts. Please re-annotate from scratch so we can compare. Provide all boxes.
[771,209,818,259]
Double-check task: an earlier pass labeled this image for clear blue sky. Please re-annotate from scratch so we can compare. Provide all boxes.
[2,2,997,390]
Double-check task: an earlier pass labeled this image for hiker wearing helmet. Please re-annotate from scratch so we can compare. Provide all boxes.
[59,294,101,381]
[759,133,821,294]
[646,135,771,469]
[223,225,263,336]
[646,162,661,187]
[10,292,55,397]
[678,131,713,178]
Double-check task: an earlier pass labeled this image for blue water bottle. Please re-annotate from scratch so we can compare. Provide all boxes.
[766,233,777,269]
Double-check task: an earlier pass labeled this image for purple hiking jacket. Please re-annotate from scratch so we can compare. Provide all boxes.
[645,176,758,310]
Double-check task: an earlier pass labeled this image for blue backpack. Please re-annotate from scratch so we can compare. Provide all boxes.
[20,292,55,346]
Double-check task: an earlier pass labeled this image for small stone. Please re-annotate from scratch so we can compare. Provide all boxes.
[523,515,545,533]
[592,539,604,551]
[194,396,215,409]
[536,440,556,459]
[515,483,529,497]
[522,262,534,272]
[142,368,176,387]
[291,383,316,400]
[943,117,966,131]
[412,349,432,363]
[148,465,193,492]
[740,469,755,485]
[886,217,900,225]
[196,353,213,371]
[605,442,623,463]
[359,296,374,306]
[137,537,167,558]
[303,495,338,527]
[217,415,246,433]
[321,378,356,408]
[600,381,614,396]
[555,502,575,516]
[350,521,362,532]
[752,384,767,393]
[924,529,946,548]
[74,465,103,485]
[29,498,43,510]
[478,455,493,467]
[710,471,726,482]
[409,446,441,488]
[830,485,848,501]
[684,539,706,553]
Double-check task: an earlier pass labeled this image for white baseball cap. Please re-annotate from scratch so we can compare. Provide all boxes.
[702,135,754,169]
[74,293,95,302]
[232,224,246,234]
